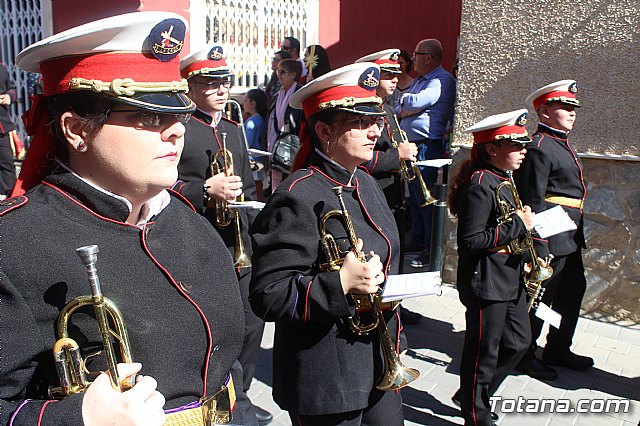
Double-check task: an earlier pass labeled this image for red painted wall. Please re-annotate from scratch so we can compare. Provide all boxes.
[319,0,462,75]
[50,0,192,52]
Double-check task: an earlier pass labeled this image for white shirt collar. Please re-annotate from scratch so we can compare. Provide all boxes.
[56,159,171,225]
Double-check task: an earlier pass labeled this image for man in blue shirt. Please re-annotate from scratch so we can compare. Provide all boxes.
[398,38,456,267]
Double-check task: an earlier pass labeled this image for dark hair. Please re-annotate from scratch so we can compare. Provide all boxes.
[278,59,303,82]
[47,91,115,162]
[246,89,268,120]
[274,50,291,61]
[305,45,331,80]
[399,49,413,73]
[448,143,494,217]
[284,36,300,55]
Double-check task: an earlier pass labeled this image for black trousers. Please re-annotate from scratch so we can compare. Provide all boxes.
[0,133,16,196]
[528,250,586,356]
[458,290,531,426]
[237,267,266,392]
[288,389,404,426]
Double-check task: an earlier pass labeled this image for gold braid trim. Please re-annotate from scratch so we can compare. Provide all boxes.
[319,96,382,110]
[494,131,529,141]
[186,67,230,79]
[68,77,189,96]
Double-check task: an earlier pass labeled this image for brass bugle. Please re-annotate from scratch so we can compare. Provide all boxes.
[390,114,437,206]
[319,187,420,390]
[495,171,553,312]
[50,245,138,398]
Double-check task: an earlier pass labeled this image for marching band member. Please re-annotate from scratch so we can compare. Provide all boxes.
[448,110,534,426]
[1,13,254,425]
[249,63,405,425]
[175,44,270,426]
[355,49,420,323]
[514,80,593,380]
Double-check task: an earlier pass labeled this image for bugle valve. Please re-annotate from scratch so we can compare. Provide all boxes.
[390,114,437,206]
[495,171,553,311]
[50,245,138,399]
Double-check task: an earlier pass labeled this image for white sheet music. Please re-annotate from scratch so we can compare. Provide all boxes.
[413,159,453,168]
[248,148,272,157]
[381,272,442,302]
[535,302,562,329]
[533,205,577,238]
[228,201,266,210]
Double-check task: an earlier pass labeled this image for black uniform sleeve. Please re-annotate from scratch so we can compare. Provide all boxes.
[173,180,206,213]
[362,147,400,175]
[514,146,551,258]
[0,270,85,425]
[249,189,352,323]
[458,181,527,252]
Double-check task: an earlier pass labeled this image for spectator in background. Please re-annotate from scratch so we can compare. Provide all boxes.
[280,36,307,79]
[264,50,291,108]
[0,62,17,199]
[265,59,304,194]
[387,49,414,112]
[398,38,456,268]
[303,44,331,83]
[243,88,269,200]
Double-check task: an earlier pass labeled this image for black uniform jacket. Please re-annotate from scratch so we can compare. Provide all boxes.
[456,163,528,301]
[0,63,16,135]
[176,109,258,257]
[514,124,586,258]
[0,171,255,425]
[249,150,402,415]
[361,104,404,209]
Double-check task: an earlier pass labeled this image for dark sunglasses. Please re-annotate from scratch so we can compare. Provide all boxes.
[109,109,191,129]
[193,79,233,90]
[332,116,385,131]
[277,69,290,75]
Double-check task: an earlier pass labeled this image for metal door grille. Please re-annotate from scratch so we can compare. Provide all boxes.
[0,0,43,141]
[202,0,312,89]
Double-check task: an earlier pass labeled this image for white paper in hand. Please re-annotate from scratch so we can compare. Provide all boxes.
[534,302,562,329]
[533,205,577,239]
[227,200,266,210]
[381,272,442,302]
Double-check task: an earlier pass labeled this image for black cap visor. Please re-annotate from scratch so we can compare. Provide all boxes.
[109,92,196,113]
[334,103,385,117]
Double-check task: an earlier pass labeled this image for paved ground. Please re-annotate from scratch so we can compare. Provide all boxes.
[247,254,640,426]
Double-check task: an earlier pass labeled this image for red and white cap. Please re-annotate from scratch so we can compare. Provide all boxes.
[289,62,385,119]
[12,11,194,197]
[355,49,401,74]
[465,109,532,145]
[180,45,234,79]
[16,11,194,113]
[526,79,580,110]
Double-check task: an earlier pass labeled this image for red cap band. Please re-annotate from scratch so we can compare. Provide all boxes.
[533,90,576,110]
[301,85,377,118]
[40,53,182,96]
[472,125,526,144]
[180,59,230,78]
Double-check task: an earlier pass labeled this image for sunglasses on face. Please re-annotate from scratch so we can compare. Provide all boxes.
[333,116,385,132]
[193,79,233,90]
[277,69,290,75]
[109,109,191,129]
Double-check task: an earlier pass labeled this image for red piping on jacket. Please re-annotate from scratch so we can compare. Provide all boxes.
[141,223,214,397]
